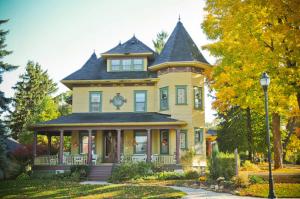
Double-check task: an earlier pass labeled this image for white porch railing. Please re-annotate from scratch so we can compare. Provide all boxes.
[34,155,59,165]
[121,154,176,164]
[34,154,90,165]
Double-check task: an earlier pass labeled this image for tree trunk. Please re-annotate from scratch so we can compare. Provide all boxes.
[283,117,296,161]
[246,107,254,162]
[272,113,283,169]
[297,92,300,110]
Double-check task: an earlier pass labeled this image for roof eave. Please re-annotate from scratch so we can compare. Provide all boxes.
[101,52,154,58]
[60,78,159,89]
[149,61,212,71]
[30,121,187,129]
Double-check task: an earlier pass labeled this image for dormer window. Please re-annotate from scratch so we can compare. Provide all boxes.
[109,58,144,72]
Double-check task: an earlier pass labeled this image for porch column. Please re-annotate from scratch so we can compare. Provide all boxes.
[176,129,180,164]
[33,131,37,159]
[47,133,51,155]
[59,130,64,165]
[88,129,92,165]
[147,129,151,162]
[116,129,121,163]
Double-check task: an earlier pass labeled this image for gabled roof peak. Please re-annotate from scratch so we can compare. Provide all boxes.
[102,35,154,56]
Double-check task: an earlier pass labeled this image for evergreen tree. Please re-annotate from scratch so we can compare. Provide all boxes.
[152,31,168,54]
[0,19,18,179]
[9,61,58,143]
[53,91,72,116]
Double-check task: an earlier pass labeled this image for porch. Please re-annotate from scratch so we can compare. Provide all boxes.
[32,113,187,166]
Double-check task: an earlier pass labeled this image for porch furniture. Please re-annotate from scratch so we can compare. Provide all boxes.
[92,154,98,165]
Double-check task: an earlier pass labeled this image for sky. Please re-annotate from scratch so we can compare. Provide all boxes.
[0,0,217,122]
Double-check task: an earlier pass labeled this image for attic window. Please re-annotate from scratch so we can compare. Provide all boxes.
[110,58,144,72]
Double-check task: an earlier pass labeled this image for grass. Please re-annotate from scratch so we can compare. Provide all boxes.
[239,183,300,198]
[0,179,186,199]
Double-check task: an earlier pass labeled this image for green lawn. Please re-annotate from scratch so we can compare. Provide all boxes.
[239,183,300,198]
[0,179,186,199]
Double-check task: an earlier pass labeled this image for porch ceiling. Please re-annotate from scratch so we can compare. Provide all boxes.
[31,112,186,132]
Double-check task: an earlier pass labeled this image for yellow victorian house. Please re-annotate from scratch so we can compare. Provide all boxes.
[32,20,211,180]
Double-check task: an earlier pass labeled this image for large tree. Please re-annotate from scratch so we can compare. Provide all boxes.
[152,31,169,54]
[0,19,18,179]
[202,0,300,168]
[9,61,58,143]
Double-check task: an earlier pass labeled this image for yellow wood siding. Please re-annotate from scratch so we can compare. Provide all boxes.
[72,85,156,113]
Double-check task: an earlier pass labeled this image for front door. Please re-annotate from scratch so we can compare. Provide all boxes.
[103,131,117,163]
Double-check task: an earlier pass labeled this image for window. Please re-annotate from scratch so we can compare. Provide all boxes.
[134,132,147,154]
[111,60,121,71]
[133,59,143,70]
[160,130,169,154]
[194,128,204,144]
[180,130,188,149]
[79,133,96,154]
[89,92,102,112]
[194,128,204,154]
[134,91,147,112]
[176,85,187,105]
[110,58,144,71]
[122,59,131,71]
[160,87,169,111]
[194,86,203,110]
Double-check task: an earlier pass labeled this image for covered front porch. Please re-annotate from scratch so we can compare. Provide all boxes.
[32,113,186,166]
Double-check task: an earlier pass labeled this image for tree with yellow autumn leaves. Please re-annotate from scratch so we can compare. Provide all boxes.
[202,0,300,168]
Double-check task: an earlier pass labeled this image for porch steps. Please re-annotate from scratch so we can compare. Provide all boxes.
[88,164,113,181]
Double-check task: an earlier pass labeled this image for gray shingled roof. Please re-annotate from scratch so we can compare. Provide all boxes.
[36,112,179,125]
[102,36,155,55]
[62,52,157,81]
[151,21,209,66]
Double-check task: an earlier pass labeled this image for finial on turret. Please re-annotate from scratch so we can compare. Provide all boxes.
[119,40,121,45]
[178,14,181,21]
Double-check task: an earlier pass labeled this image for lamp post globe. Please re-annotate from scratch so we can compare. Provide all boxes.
[260,72,276,199]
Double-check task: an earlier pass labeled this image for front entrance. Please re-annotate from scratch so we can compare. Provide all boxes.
[103,131,117,163]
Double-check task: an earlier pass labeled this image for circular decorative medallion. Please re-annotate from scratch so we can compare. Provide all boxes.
[110,93,126,110]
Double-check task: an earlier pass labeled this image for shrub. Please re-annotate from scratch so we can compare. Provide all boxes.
[109,162,154,182]
[249,175,265,184]
[232,173,249,188]
[157,171,185,180]
[70,165,90,180]
[16,172,30,181]
[240,160,260,172]
[208,151,236,180]
[184,170,199,179]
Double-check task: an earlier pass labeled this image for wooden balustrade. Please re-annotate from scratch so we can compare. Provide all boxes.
[121,154,175,164]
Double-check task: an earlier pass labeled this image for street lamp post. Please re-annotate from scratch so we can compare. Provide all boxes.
[260,72,276,199]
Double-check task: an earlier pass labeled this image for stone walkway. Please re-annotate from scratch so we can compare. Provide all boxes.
[168,186,261,199]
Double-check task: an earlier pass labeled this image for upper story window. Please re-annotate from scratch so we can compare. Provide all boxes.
[134,91,147,112]
[194,86,203,110]
[160,87,169,111]
[176,85,187,105]
[89,91,102,112]
[110,58,144,72]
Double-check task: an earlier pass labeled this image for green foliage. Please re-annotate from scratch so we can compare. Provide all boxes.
[152,31,168,54]
[109,162,153,182]
[208,151,236,180]
[184,170,199,179]
[157,171,184,180]
[249,175,265,184]
[0,19,18,180]
[9,61,58,143]
[53,91,72,116]
[70,165,90,180]
[217,107,267,158]
[16,172,30,181]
